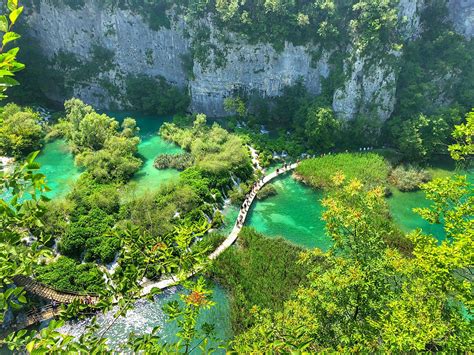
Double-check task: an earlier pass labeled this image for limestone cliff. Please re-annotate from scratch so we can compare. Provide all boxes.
[22,0,473,119]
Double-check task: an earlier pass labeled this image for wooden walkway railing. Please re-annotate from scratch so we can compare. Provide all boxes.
[12,275,99,305]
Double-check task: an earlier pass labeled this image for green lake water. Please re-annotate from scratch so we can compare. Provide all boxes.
[388,168,473,240]
[107,112,182,196]
[222,164,473,250]
[223,174,330,250]
[36,139,81,199]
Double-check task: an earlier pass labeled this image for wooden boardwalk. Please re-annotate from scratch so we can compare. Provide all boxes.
[10,304,61,331]
[12,275,99,305]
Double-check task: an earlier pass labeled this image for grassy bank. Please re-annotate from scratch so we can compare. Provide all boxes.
[296,153,389,189]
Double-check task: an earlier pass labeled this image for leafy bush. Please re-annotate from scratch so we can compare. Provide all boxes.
[256,184,277,200]
[389,165,432,192]
[154,152,194,170]
[75,136,142,183]
[296,153,389,190]
[160,115,253,178]
[57,99,142,182]
[84,234,120,264]
[68,174,121,216]
[35,257,104,293]
[388,113,457,162]
[0,103,44,157]
[59,208,115,259]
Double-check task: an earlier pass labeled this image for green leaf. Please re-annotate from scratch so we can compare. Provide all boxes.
[2,31,20,47]
[0,75,19,87]
[9,7,23,26]
[7,0,18,12]
[0,16,8,33]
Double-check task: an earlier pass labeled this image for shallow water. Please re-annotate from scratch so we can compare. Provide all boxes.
[388,189,446,238]
[18,283,229,353]
[108,112,182,196]
[36,139,82,199]
[388,168,473,241]
[223,175,330,250]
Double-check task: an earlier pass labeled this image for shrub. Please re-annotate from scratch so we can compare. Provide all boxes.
[59,208,115,259]
[256,184,277,200]
[160,116,253,177]
[0,104,44,157]
[60,99,142,183]
[389,165,432,192]
[35,257,104,293]
[209,228,310,334]
[154,152,194,170]
[84,235,120,264]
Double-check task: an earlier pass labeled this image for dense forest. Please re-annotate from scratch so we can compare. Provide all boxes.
[0,0,473,353]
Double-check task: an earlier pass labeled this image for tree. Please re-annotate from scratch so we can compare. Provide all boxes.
[224,96,247,117]
[303,106,341,151]
[232,174,472,352]
[390,113,453,161]
[448,109,473,164]
[0,152,51,322]
[0,104,44,157]
[75,135,142,183]
[58,99,143,182]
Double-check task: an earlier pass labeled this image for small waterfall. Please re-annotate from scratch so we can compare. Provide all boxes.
[105,253,120,274]
[58,286,180,348]
[229,173,240,187]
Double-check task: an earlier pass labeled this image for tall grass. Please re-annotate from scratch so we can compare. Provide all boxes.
[209,228,310,334]
[296,153,389,189]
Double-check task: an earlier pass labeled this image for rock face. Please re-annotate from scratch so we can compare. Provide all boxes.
[448,0,474,38]
[23,0,470,119]
[332,55,398,121]
[190,38,330,116]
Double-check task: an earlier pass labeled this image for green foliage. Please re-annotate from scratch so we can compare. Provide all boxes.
[125,74,189,115]
[389,112,457,162]
[210,228,309,334]
[160,114,252,177]
[35,256,104,292]
[56,98,142,183]
[233,176,472,352]
[76,135,142,183]
[394,0,474,119]
[256,183,277,200]
[59,207,115,259]
[449,109,474,164]
[0,152,51,322]
[0,0,24,99]
[224,96,246,117]
[0,103,44,157]
[303,105,341,151]
[188,0,401,58]
[389,165,432,192]
[296,153,389,190]
[154,152,194,171]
